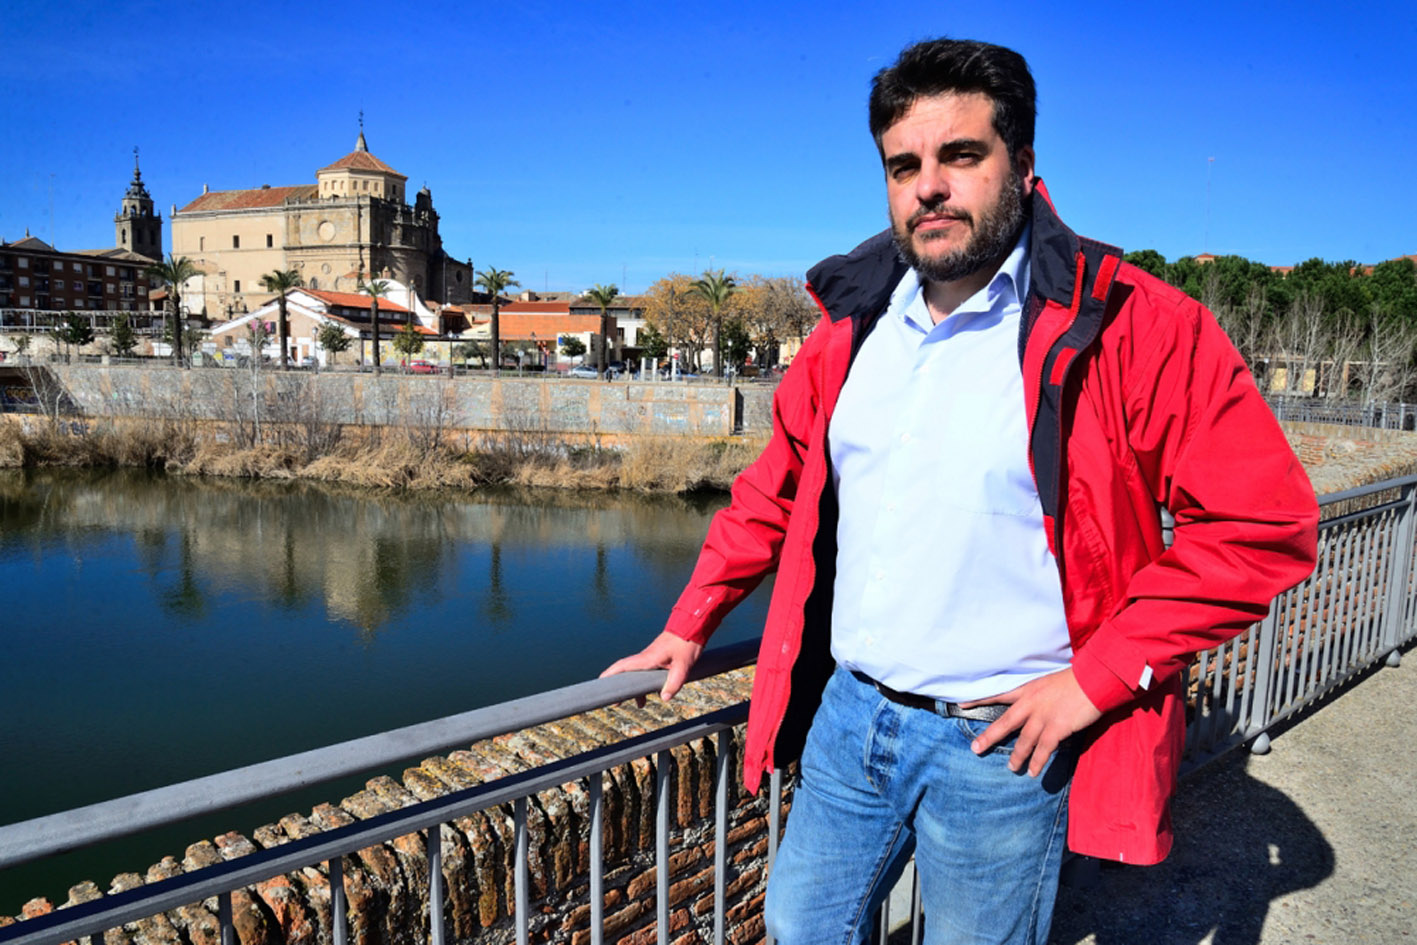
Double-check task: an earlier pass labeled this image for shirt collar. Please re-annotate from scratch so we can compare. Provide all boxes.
[889,223,1033,333]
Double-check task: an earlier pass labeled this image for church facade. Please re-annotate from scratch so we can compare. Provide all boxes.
[170,130,473,320]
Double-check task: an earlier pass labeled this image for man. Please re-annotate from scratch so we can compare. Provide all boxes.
[604,38,1317,944]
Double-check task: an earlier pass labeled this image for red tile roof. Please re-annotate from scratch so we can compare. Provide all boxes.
[317,150,405,177]
[493,313,605,339]
[180,185,318,213]
[504,301,573,314]
[303,288,409,313]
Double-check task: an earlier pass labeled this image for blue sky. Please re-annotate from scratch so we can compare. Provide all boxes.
[3,1,1414,296]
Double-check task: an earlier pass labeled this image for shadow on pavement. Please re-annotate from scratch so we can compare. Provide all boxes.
[1047,748,1334,945]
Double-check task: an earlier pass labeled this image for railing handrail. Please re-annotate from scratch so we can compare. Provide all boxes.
[1316,472,1417,508]
[0,639,758,871]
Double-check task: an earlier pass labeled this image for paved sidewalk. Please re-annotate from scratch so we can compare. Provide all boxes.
[1049,650,1417,944]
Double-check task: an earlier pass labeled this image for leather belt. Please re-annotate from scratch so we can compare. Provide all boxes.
[851,670,1008,723]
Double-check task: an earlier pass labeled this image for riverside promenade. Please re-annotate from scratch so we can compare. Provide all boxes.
[1045,646,1416,945]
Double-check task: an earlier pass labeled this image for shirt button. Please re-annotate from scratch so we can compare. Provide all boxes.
[899,432,911,444]
[874,570,885,582]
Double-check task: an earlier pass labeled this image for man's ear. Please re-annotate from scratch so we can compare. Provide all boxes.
[1016,146,1037,195]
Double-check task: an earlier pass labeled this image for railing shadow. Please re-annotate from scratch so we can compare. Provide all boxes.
[1048,749,1334,945]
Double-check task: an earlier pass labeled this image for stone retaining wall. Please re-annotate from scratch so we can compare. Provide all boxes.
[1283,421,1417,497]
[44,367,740,442]
[1,670,779,945]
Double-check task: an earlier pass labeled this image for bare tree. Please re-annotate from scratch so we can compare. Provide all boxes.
[1269,291,1332,398]
[1355,303,1417,406]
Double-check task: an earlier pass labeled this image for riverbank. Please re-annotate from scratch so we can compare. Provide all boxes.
[0,417,765,493]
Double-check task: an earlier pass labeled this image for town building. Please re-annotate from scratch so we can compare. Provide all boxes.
[170,127,473,320]
[1,151,164,327]
[208,281,441,366]
[0,234,156,321]
[114,148,163,262]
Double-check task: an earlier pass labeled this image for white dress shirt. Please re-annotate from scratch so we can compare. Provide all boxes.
[827,227,1072,701]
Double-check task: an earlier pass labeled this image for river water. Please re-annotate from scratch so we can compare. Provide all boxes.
[0,469,769,913]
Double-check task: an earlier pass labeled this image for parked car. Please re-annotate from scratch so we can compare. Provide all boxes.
[407,360,439,374]
[568,364,599,379]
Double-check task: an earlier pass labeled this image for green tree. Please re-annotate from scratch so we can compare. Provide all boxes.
[110,314,138,357]
[1165,256,1207,300]
[146,254,199,368]
[62,312,95,357]
[637,321,668,362]
[317,321,351,366]
[1123,249,1168,280]
[584,283,620,377]
[560,335,587,360]
[474,267,520,372]
[692,269,737,378]
[259,268,304,370]
[453,339,487,369]
[392,321,426,363]
[721,317,752,374]
[359,277,391,374]
[1367,257,1417,314]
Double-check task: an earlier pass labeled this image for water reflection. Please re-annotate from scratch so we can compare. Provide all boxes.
[0,469,764,834]
[0,471,737,641]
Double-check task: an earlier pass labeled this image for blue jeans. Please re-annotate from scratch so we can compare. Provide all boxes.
[764,666,1074,945]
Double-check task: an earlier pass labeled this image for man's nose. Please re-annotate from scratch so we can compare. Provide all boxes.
[914,162,949,205]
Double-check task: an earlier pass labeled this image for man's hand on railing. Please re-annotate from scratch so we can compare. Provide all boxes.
[601,631,704,703]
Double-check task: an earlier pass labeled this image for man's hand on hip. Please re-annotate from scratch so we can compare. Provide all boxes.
[962,667,1102,777]
[600,631,704,703]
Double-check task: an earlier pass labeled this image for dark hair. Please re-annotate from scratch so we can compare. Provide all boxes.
[869,38,1036,159]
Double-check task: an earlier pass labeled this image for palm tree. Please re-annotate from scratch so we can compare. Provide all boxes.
[146,254,199,368]
[585,283,619,378]
[259,269,303,370]
[693,269,737,378]
[474,267,520,372]
[359,277,391,375]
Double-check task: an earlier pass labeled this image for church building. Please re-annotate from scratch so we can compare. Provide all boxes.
[169,127,473,320]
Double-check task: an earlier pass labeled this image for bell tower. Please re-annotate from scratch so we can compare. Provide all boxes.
[115,147,163,261]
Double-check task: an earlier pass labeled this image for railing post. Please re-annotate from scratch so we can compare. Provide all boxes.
[426,824,444,945]
[1381,482,1417,665]
[1246,598,1282,754]
[330,857,347,945]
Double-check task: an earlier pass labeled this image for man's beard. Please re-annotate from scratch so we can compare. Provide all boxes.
[892,173,1027,284]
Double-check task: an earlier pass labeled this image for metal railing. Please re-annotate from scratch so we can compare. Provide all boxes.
[2,478,1415,945]
[0,309,166,335]
[1268,396,1417,432]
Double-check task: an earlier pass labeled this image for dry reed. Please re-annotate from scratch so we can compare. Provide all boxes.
[0,415,765,495]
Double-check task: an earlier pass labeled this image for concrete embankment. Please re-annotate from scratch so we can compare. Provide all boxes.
[40,365,778,441]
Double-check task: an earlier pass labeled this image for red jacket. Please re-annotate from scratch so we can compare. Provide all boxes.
[663,183,1318,865]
